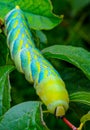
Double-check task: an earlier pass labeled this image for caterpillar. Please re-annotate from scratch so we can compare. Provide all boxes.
[5,6,69,117]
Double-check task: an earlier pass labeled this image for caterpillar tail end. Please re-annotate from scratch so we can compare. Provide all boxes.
[16,5,20,9]
[55,106,65,117]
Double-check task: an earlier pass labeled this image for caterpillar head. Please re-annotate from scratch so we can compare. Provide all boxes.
[55,105,66,117]
[35,76,69,117]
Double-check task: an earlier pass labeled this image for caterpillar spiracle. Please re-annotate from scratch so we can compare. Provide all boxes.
[5,6,69,117]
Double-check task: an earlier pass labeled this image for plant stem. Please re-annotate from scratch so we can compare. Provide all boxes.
[61,116,77,130]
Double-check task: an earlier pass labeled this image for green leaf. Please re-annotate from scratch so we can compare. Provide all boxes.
[0,65,15,116]
[70,92,90,106]
[0,101,49,130]
[77,112,90,130]
[35,30,47,44]
[80,111,90,124]
[32,30,47,50]
[42,45,90,80]
[0,0,63,30]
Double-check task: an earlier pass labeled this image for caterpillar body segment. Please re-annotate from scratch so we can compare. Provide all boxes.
[5,6,69,116]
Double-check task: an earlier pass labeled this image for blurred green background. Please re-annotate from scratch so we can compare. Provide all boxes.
[0,0,90,130]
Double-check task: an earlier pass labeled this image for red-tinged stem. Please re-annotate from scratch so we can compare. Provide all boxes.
[61,116,78,130]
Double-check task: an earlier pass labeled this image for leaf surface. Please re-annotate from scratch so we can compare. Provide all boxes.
[42,45,90,80]
[70,92,90,106]
[0,65,14,116]
[0,101,49,130]
[0,0,62,30]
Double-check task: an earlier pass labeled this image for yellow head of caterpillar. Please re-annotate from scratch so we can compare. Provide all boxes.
[55,105,65,117]
[35,76,69,117]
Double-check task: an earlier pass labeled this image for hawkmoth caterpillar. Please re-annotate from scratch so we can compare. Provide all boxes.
[5,6,69,117]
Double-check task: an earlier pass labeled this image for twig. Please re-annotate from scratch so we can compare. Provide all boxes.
[61,116,78,130]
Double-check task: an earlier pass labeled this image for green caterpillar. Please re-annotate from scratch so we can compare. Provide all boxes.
[5,6,69,117]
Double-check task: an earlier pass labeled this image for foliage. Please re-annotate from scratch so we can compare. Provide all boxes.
[42,45,90,80]
[0,0,90,130]
[70,92,90,106]
[0,101,49,130]
[0,0,62,30]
